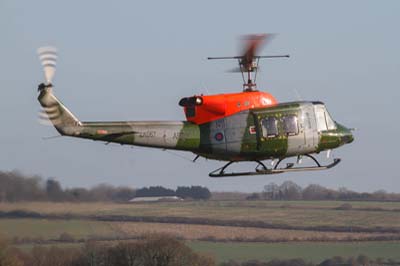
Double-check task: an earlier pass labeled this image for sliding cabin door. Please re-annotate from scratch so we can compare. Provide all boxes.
[253,112,287,158]
[253,105,318,158]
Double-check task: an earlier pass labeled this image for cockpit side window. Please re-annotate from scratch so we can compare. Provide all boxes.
[283,115,299,136]
[315,106,327,131]
[261,117,278,138]
[325,110,336,130]
[314,104,336,131]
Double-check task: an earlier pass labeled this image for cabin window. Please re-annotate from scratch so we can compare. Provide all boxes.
[261,117,278,138]
[283,115,299,136]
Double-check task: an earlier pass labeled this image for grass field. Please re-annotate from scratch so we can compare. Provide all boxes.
[189,241,400,263]
[1,218,394,243]
[1,200,400,263]
[113,221,389,241]
[0,218,118,240]
[1,200,399,229]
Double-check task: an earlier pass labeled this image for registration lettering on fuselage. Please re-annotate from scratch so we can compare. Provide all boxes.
[138,131,156,138]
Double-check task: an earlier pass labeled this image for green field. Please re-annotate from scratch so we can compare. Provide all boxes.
[1,200,400,263]
[189,241,400,263]
[0,218,119,240]
[1,200,399,229]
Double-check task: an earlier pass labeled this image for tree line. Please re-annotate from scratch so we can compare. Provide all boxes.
[135,185,211,200]
[246,180,400,201]
[0,235,214,266]
[2,170,398,202]
[1,236,398,266]
[0,170,210,202]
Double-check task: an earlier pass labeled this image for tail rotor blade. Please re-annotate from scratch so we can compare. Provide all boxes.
[38,110,52,126]
[37,46,57,84]
[38,117,54,126]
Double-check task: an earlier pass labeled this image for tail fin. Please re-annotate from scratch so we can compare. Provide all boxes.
[38,85,81,136]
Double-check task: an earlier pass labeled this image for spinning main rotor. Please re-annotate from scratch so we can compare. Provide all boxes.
[207,34,289,91]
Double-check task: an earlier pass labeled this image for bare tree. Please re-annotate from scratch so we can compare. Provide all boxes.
[279,181,302,200]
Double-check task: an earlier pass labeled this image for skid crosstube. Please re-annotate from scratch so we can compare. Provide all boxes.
[209,158,341,178]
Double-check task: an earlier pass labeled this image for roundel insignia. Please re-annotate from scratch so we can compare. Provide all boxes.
[215,132,224,141]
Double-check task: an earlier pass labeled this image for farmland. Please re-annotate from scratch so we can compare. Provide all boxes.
[189,241,400,263]
[1,200,399,229]
[1,218,396,243]
[1,200,400,263]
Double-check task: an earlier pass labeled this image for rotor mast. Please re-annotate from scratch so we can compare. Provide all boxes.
[207,34,289,92]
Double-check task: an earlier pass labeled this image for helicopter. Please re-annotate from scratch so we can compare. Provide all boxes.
[37,34,354,177]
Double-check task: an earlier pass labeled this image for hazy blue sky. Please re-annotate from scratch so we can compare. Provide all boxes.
[1,0,399,192]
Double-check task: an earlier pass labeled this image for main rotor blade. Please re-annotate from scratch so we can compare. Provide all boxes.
[240,34,270,62]
[208,55,289,60]
[207,56,241,60]
[258,55,290,58]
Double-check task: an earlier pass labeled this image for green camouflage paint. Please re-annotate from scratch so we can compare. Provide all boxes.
[175,123,201,150]
[38,87,353,162]
[317,122,354,152]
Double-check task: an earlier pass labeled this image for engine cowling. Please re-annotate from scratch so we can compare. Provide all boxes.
[179,90,277,125]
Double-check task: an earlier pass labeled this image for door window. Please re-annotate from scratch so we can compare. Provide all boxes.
[283,115,299,136]
[261,117,278,138]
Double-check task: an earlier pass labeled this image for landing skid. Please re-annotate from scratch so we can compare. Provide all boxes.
[209,155,341,178]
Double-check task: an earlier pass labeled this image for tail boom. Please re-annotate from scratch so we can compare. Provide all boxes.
[38,86,81,136]
[38,87,200,151]
[79,121,200,151]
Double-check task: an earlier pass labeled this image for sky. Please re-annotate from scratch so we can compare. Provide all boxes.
[0,0,399,192]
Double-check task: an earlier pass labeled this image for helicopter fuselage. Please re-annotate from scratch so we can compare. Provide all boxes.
[38,87,353,165]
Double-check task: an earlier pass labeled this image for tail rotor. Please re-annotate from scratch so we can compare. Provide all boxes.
[37,46,57,90]
[37,45,81,130]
